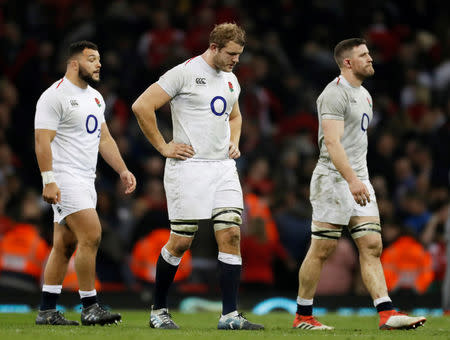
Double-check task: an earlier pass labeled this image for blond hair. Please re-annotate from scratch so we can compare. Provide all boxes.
[209,23,246,49]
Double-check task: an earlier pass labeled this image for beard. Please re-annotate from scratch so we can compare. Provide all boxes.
[213,55,232,72]
[78,65,99,86]
[354,66,374,81]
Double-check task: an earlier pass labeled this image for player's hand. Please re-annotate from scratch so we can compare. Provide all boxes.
[161,141,195,160]
[120,170,137,194]
[228,142,241,159]
[42,182,61,204]
[348,178,370,206]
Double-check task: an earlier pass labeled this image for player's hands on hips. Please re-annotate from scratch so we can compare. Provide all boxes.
[348,178,370,206]
[42,182,61,204]
[161,141,195,160]
[120,170,137,194]
[228,142,241,159]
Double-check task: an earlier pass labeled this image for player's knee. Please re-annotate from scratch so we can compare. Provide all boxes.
[221,227,241,248]
[52,238,76,259]
[52,243,69,261]
[79,234,101,250]
[212,207,242,232]
[166,231,193,257]
[64,241,77,260]
[172,239,192,255]
[350,222,382,257]
[363,239,383,258]
[314,241,337,261]
[93,234,102,248]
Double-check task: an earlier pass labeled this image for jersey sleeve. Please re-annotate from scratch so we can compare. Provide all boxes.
[366,91,373,109]
[318,86,347,120]
[34,90,63,130]
[234,75,241,98]
[157,64,186,98]
[98,92,106,124]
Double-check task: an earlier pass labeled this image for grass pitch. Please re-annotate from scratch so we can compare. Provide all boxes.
[0,311,449,340]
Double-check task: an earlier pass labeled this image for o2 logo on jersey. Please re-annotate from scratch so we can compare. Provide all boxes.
[86,115,100,137]
[361,113,370,132]
[210,96,229,120]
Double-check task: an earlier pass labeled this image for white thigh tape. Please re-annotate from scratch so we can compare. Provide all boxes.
[170,220,198,237]
[212,208,242,232]
[311,223,342,240]
[349,222,381,239]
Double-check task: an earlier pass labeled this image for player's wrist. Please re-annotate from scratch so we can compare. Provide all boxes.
[119,168,129,176]
[343,170,358,184]
[41,171,56,186]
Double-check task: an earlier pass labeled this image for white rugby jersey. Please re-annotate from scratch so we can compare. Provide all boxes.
[35,77,105,179]
[315,75,373,179]
[157,56,241,160]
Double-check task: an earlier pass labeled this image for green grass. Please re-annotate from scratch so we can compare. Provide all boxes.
[0,311,449,340]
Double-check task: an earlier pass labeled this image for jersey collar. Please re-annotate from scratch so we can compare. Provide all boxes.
[64,76,90,93]
[199,56,223,76]
[337,75,360,89]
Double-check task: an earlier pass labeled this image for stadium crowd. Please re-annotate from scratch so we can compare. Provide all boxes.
[0,0,449,299]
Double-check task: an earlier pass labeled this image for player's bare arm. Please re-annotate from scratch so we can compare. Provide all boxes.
[228,101,242,159]
[132,83,195,160]
[322,119,370,206]
[35,128,61,204]
[99,122,136,194]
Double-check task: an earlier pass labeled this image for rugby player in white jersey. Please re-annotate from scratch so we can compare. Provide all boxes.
[292,38,426,331]
[34,41,136,326]
[133,23,263,330]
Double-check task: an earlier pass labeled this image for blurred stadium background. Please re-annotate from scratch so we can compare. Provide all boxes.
[0,0,449,314]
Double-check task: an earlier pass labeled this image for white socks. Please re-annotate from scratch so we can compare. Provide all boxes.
[79,289,97,298]
[42,284,62,294]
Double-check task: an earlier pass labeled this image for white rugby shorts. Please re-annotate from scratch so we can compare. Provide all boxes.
[310,170,379,225]
[52,173,97,224]
[164,158,243,220]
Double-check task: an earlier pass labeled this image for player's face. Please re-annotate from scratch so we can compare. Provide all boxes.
[212,41,244,72]
[349,44,374,79]
[77,48,101,85]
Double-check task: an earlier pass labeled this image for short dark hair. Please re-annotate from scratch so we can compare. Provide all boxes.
[334,38,367,67]
[67,40,98,60]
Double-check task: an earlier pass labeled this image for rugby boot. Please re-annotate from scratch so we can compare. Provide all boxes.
[379,310,426,330]
[81,303,121,326]
[149,306,179,329]
[293,314,334,330]
[35,309,79,325]
[217,312,264,330]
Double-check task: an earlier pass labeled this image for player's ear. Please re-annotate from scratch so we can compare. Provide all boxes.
[210,43,219,54]
[344,58,351,69]
[68,58,78,71]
